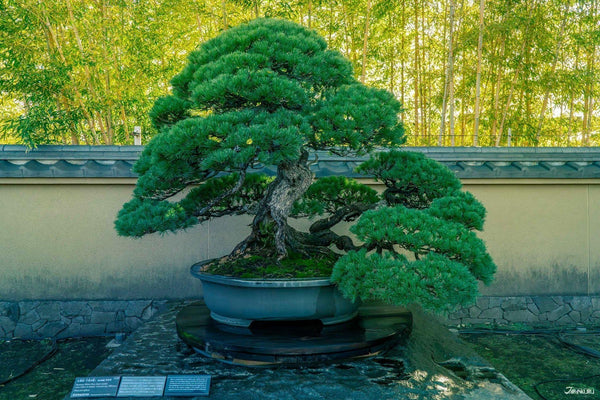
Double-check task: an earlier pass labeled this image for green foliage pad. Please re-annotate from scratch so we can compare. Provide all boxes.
[115,18,494,314]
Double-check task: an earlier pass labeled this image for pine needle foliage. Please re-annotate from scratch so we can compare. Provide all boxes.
[331,150,496,313]
[115,18,494,314]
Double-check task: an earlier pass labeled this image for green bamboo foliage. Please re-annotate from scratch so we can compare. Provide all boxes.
[1,0,598,146]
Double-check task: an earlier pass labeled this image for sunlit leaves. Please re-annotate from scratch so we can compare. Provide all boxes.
[331,150,495,313]
[117,17,403,238]
[357,150,461,208]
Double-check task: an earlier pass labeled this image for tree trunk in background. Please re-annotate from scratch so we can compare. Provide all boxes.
[419,1,427,141]
[537,10,567,143]
[440,2,449,145]
[221,0,228,30]
[473,0,485,146]
[401,1,406,121]
[413,0,420,140]
[490,37,505,143]
[496,4,533,146]
[360,0,372,84]
[387,13,396,94]
[447,0,456,146]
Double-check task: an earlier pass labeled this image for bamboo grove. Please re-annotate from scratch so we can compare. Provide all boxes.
[0,0,598,147]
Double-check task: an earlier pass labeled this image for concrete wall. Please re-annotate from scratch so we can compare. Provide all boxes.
[0,179,247,300]
[464,179,600,296]
[1,176,600,300]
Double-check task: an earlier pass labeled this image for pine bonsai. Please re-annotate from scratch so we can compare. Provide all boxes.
[115,18,495,313]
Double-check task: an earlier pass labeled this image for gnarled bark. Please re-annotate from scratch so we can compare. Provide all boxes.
[234,150,313,258]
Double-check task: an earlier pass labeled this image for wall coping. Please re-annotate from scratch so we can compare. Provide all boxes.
[2,145,600,179]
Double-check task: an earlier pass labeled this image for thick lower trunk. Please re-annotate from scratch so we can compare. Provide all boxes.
[234,151,313,258]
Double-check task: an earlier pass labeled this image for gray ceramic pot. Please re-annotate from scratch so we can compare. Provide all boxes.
[191,262,359,327]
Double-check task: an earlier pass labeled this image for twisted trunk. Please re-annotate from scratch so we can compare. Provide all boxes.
[233,150,313,258]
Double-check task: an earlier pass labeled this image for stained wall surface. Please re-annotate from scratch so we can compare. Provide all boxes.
[2,146,600,300]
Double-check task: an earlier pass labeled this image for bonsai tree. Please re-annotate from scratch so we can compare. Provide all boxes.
[115,18,495,313]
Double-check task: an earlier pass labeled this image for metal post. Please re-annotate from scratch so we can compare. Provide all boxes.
[507,128,512,147]
[133,126,142,146]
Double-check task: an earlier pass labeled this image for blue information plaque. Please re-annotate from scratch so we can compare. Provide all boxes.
[70,376,121,398]
[116,376,166,397]
[164,375,211,397]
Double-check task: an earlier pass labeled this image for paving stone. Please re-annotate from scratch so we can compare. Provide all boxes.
[20,310,40,325]
[0,302,20,323]
[37,321,68,338]
[501,298,527,312]
[487,297,504,308]
[19,301,40,315]
[106,321,127,333]
[83,302,532,400]
[32,319,47,331]
[91,311,116,324]
[0,316,17,334]
[475,297,490,310]
[36,303,62,321]
[548,305,571,322]
[570,297,592,311]
[13,323,33,339]
[533,296,558,313]
[527,302,540,315]
[479,307,503,319]
[125,301,151,317]
[551,296,565,306]
[61,302,92,317]
[503,310,537,323]
[469,306,482,318]
[92,301,128,312]
[59,322,82,339]
[579,309,593,322]
[556,314,575,326]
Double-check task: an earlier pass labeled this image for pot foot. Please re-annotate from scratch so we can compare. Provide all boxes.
[210,311,252,328]
[321,310,359,326]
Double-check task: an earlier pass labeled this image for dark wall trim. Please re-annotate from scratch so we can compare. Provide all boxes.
[2,145,600,179]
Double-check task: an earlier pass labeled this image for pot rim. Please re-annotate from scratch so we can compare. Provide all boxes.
[191,261,333,288]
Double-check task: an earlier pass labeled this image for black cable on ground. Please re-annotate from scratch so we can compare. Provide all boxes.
[0,339,58,387]
[557,333,600,359]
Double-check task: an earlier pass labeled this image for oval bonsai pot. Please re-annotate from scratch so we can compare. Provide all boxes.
[191,262,359,328]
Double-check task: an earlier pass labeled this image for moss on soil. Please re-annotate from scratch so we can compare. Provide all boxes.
[0,337,112,400]
[203,251,339,279]
[461,332,600,400]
